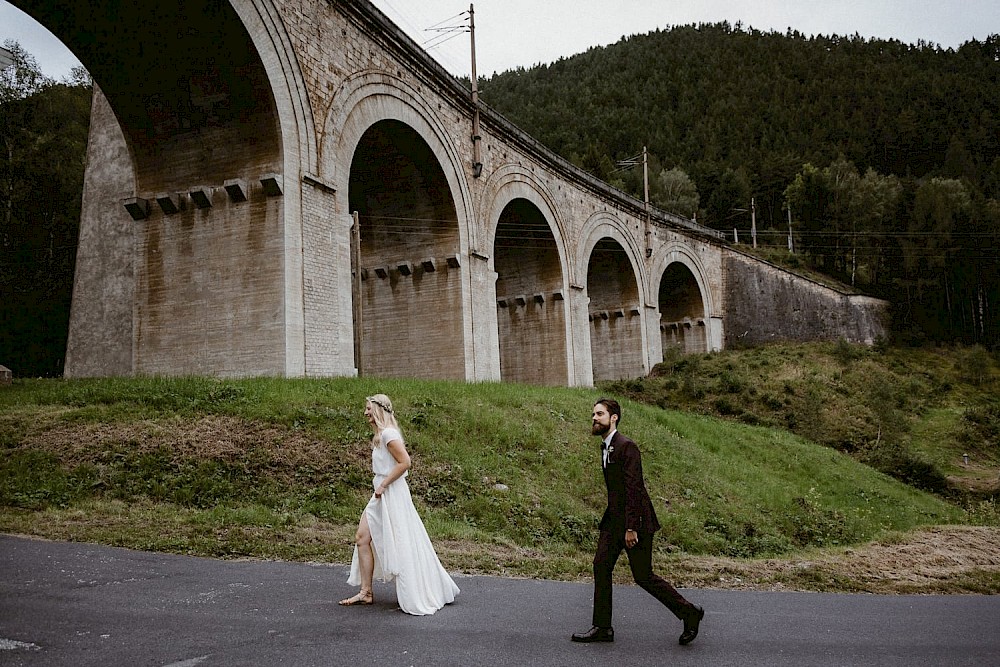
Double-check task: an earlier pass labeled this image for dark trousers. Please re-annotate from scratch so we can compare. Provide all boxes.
[592,528,692,628]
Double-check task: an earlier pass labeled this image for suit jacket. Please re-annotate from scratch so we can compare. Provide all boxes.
[599,431,661,535]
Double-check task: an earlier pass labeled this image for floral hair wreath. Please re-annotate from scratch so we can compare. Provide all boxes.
[366,396,393,414]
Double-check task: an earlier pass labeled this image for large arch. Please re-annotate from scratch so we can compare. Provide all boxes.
[492,198,568,385]
[649,243,720,358]
[658,263,708,354]
[323,73,474,380]
[20,0,319,377]
[480,168,575,385]
[579,215,648,381]
[347,119,464,379]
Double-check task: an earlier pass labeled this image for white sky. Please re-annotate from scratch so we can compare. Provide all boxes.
[2,0,998,80]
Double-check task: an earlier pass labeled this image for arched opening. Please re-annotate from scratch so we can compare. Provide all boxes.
[587,238,643,381]
[493,198,566,385]
[10,0,282,191]
[658,262,708,354]
[348,119,463,379]
[12,0,288,378]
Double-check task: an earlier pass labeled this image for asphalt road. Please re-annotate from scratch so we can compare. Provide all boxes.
[2,534,998,666]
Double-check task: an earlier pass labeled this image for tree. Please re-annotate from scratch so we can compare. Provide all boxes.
[0,40,48,104]
[900,177,972,339]
[784,164,834,269]
[853,168,902,288]
[703,166,751,229]
[652,166,699,218]
[1,40,92,376]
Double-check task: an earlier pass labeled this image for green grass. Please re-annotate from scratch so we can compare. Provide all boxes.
[606,341,1000,498]
[2,364,985,586]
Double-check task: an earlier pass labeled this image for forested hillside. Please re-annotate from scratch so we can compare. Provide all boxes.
[479,23,1000,347]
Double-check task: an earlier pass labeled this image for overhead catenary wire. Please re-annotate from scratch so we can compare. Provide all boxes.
[376,1,470,76]
[6,211,999,268]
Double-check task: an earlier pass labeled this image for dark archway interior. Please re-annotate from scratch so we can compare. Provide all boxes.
[348,119,464,380]
[494,198,566,385]
[12,0,281,191]
[659,263,704,321]
[658,262,707,355]
[587,238,643,381]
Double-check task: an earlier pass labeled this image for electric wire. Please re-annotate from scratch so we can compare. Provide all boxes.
[376,1,469,76]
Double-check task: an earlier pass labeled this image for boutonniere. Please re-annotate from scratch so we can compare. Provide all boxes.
[606,445,614,458]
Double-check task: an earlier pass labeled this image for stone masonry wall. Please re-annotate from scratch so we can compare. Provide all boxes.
[64,87,135,377]
[723,250,889,347]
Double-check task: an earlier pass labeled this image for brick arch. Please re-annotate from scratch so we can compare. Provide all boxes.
[481,165,570,274]
[576,212,647,295]
[9,0,311,188]
[580,213,649,381]
[323,75,476,380]
[649,243,721,356]
[483,174,570,385]
[232,0,318,175]
[648,243,715,316]
[321,72,473,233]
[18,0,322,377]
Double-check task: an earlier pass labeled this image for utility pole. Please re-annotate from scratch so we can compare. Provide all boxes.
[751,197,757,249]
[727,207,748,245]
[351,211,363,376]
[614,147,652,257]
[787,206,794,253]
[642,146,651,257]
[469,4,483,178]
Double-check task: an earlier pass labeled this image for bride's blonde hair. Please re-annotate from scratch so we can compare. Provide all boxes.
[366,394,400,448]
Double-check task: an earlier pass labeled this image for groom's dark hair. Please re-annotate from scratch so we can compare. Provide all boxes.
[595,397,621,425]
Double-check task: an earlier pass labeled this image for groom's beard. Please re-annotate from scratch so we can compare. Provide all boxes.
[592,421,610,436]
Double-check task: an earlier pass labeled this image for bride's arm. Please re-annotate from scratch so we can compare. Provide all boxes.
[375,437,411,497]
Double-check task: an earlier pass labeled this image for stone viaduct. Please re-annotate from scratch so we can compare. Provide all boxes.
[15,0,888,385]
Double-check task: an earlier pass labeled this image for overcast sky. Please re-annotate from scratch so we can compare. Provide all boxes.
[2,0,998,80]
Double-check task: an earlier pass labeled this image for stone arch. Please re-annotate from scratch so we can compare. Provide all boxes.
[649,244,716,356]
[322,72,473,226]
[579,213,648,381]
[11,0,310,189]
[482,171,571,385]
[232,0,317,175]
[481,165,571,271]
[323,74,472,380]
[16,0,319,377]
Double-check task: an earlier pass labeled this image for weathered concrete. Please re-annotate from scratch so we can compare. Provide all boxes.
[723,251,889,348]
[13,0,889,384]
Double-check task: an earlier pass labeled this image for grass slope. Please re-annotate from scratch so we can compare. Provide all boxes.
[3,363,990,593]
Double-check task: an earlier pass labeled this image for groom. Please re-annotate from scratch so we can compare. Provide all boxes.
[572,397,705,646]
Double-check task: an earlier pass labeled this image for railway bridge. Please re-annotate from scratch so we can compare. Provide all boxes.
[12,0,888,385]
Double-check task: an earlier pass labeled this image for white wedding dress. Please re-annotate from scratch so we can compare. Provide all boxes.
[347,427,460,615]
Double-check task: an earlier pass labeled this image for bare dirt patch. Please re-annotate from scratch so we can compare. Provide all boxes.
[19,415,370,483]
[665,525,1000,593]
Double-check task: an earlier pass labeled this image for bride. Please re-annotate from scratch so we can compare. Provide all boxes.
[339,394,460,615]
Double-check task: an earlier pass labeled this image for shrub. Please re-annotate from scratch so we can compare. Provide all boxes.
[857,441,948,493]
[955,346,995,387]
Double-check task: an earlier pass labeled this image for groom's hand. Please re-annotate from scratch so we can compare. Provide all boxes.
[625,529,638,548]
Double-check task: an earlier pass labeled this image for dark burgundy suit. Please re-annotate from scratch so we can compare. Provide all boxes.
[592,430,694,628]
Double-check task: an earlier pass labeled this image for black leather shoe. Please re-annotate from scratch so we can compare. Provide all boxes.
[678,605,704,645]
[571,626,614,643]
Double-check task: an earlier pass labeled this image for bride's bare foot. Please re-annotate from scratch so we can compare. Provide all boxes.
[338,589,373,606]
